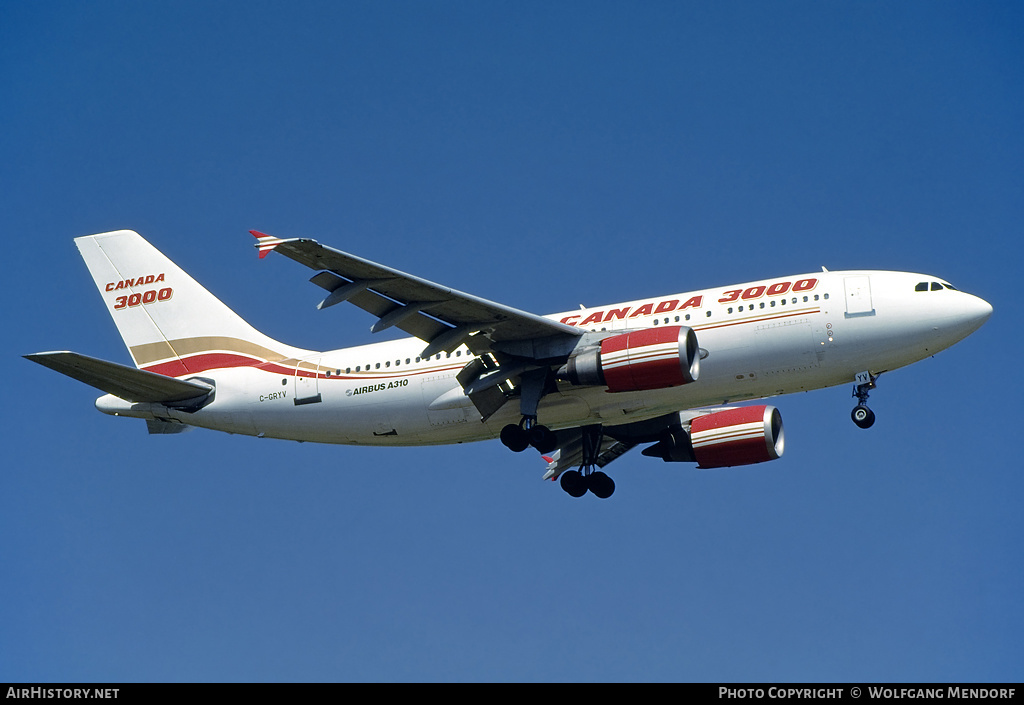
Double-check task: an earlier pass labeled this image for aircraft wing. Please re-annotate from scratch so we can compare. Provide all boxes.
[541,432,637,482]
[540,407,745,481]
[252,231,581,357]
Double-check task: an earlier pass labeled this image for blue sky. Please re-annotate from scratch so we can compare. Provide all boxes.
[2,1,1021,682]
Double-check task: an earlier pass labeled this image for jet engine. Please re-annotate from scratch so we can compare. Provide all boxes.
[689,405,785,468]
[559,326,700,393]
[638,405,784,468]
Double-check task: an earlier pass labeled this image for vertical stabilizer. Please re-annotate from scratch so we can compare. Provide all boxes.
[76,230,310,376]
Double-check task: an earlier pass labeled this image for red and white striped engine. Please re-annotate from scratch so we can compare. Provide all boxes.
[560,326,700,393]
[690,405,785,469]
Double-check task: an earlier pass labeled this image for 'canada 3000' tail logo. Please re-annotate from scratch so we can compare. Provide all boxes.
[105,273,173,310]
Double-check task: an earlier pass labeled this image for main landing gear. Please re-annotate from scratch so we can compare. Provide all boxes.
[851,371,877,429]
[559,469,615,499]
[498,370,616,498]
[502,419,614,498]
[558,425,615,499]
[499,367,558,454]
[500,417,557,454]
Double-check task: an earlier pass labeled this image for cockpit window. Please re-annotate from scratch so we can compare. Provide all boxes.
[917,281,958,292]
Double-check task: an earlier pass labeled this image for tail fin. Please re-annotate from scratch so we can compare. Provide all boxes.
[76,230,309,376]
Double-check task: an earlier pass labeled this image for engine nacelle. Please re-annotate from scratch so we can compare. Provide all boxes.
[560,326,700,393]
[689,405,785,469]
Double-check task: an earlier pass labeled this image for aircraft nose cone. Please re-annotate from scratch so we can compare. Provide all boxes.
[948,292,993,341]
[964,294,993,328]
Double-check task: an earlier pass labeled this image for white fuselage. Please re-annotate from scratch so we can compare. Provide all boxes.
[98,270,992,445]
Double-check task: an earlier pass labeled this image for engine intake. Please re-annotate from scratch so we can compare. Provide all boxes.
[560,326,700,393]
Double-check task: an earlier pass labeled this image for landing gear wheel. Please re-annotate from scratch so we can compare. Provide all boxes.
[559,470,588,498]
[500,424,530,452]
[587,471,615,499]
[528,425,557,454]
[851,405,875,429]
[556,425,616,499]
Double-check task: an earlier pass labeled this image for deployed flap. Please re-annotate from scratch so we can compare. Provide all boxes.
[252,231,581,354]
[24,351,213,404]
[541,432,636,481]
[146,419,192,434]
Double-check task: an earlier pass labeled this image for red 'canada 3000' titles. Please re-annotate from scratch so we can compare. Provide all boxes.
[559,278,818,326]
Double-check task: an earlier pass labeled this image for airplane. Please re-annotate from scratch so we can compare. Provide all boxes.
[25,230,992,499]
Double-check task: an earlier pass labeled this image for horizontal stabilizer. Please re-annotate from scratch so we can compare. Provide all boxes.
[24,351,213,404]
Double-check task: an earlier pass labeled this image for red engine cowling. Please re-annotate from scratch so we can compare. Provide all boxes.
[561,326,700,393]
[690,405,785,469]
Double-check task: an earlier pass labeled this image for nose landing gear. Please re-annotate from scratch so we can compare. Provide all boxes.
[851,371,878,429]
[851,404,875,429]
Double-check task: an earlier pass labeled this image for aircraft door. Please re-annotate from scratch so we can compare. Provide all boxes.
[294,356,322,405]
[844,276,875,318]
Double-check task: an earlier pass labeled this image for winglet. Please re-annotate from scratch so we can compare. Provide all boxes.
[251,230,287,259]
